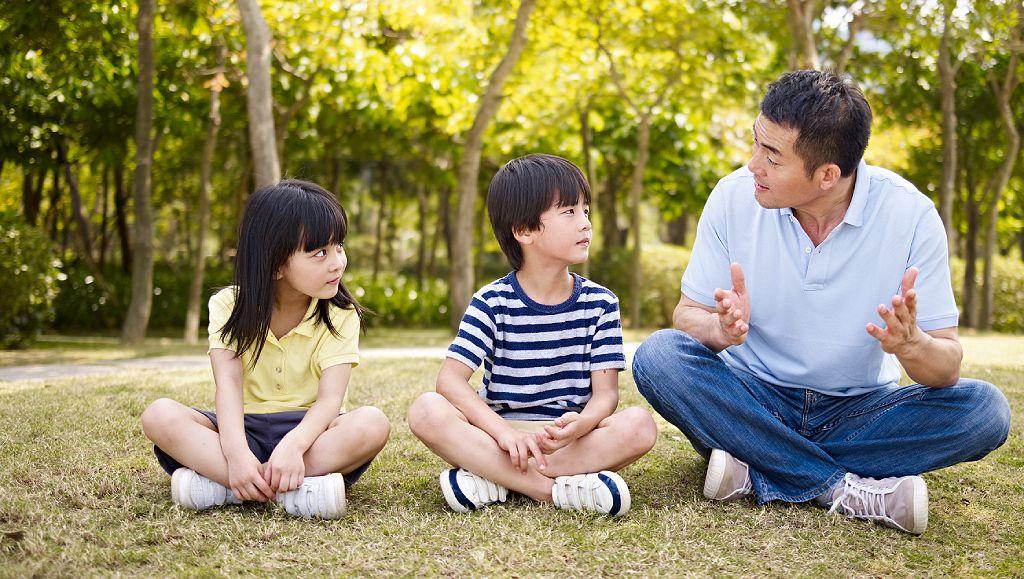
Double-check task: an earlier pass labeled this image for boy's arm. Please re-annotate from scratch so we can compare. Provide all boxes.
[266,363,351,492]
[210,348,274,501]
[541,369,619,450]
[437,358,547,472]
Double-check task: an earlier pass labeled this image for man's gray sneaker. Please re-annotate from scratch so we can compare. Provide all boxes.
[703,449,754,501]
[827,473,928,534]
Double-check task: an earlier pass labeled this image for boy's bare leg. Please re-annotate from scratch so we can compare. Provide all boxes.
[539,407,657,478]
[407,392,555,502]
[140,398,234,487]
[304,405,391,476]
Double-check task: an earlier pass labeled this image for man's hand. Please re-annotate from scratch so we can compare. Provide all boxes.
[496,427,547,473]
[713,262,750,346]
[225,449,274,502]
[867,267,923,355]
[539,412,587,454]
[264,440,306,494]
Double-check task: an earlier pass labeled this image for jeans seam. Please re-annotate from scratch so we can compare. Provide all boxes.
[839,390,927,443]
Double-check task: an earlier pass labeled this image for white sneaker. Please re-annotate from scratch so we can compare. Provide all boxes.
[703,449,754,501]
[440,468,508,513]
[275,473,347,519]
[827,473,929,534]
[170,468,241,511]
[551,471,631,516]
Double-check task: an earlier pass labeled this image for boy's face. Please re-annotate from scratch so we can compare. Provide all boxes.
[517,197,592,268]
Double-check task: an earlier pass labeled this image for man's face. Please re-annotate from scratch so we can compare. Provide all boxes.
[746,114,820,210]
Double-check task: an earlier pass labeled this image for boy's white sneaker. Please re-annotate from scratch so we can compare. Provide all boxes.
[170,468,241,511]
[703,448,754,501]
[551,471,631,516]
[827,473,929,534]
[440,468,508,513]
[275,473,347,519]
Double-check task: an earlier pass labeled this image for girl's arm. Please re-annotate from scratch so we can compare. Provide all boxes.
[437,358,547,472]
[210,348,274,501]
[264,363,351,492]
[541,369,619,452]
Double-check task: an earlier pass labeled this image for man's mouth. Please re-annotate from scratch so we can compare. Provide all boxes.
[754,181,769,192]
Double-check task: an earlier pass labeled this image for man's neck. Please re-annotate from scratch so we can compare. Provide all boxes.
[515,261,574,306]
[792,170,857,246]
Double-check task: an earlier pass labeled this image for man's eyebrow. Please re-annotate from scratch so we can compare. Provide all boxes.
[752,123,782,157]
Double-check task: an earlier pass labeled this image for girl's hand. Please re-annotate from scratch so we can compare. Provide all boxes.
[265,441,306,493]
[540,412,585,453]
[495,427,547,473]
[226,450,274,502]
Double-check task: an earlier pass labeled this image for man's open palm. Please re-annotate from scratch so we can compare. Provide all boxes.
[713,262,750,346]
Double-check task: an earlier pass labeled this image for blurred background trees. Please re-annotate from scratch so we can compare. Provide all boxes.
[1,0,1021,344]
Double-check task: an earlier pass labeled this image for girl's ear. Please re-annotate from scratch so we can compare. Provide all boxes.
[512,225,534,246]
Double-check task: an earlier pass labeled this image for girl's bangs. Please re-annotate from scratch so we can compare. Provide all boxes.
[298,197,347,252]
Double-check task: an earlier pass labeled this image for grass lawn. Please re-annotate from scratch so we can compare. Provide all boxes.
[1,332,1022,575]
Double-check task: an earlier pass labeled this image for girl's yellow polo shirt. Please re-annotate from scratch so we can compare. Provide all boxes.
[207,287,360,414]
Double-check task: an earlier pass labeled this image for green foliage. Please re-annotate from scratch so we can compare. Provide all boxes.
[589,244,689,327]
[346,270,449,328]
[0,213,61,348]
[950,256,1024,333]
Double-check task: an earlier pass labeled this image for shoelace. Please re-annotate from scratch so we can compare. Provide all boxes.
[828,473,890,521]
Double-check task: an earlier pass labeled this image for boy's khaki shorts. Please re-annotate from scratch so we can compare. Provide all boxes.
[505,419,555,434]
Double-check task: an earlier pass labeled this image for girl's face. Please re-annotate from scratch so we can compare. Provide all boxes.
[276,243,347,300]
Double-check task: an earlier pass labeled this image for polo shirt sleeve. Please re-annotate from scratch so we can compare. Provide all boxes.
[207,287,237,353]
[681,183,733,307]
[908,206,959,331]
[316,306,361,371]
[446,293,496,372]
[590,296,626,371]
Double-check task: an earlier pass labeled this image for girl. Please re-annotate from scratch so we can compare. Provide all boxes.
[141,179,390,519]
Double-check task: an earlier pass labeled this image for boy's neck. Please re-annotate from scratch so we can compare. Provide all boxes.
[515,262,574,306]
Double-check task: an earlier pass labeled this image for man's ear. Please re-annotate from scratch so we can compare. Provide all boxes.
[512,225,535,246]
[816,163,843,191]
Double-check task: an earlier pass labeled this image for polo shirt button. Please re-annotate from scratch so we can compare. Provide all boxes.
[276,367,282,373]
[804,247,812,254]
[276,383,282,390]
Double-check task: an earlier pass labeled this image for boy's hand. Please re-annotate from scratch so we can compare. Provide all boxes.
[496,427,548,473]
[540,412,587,453]
[264,441,306,494]
[225,449,274,502]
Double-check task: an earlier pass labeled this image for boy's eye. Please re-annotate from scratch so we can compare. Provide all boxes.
[314,249,327,257]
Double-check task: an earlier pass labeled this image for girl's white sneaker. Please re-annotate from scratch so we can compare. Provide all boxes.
[275,473,348,519]
[170,468,240,511]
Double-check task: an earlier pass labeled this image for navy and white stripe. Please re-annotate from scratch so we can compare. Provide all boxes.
[447,272,626,421]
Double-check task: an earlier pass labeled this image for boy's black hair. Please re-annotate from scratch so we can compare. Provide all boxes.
[220,179,365,367]
[760,70,872,177]
[486,153,592,270]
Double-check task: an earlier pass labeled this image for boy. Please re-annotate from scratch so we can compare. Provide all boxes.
[407,153,657,516]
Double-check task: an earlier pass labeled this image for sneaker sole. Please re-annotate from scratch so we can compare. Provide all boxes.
[323,473,348,519]
[439,469,473,514]
[170,468,202,510]
[907,476,928,535]
[703,449,729,500]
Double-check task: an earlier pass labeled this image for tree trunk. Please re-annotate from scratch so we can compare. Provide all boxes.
[450,0,536,331]
[56,139,112,296]
[600,156,624,250]
[962,162,978,328]
[980,28,1022,330]
[578,100,595,278]
[22,167,43,226]
[185,48,225,344]
[786,0,820,70]
[372,168,386,281]
[664,212,689,245]
[237,0,280,188]
[45,164,60,240]
[438,184,451,274]
[98,165,110,268]
[937,5,959,256]
[113,164,132,273]
[628,115,652,329]
[121,0,156,345]
[416,183,429,289]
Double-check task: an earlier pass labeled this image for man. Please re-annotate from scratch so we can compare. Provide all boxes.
[632,70,1011,534]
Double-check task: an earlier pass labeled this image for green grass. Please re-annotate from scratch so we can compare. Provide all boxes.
[1,334,1022,575]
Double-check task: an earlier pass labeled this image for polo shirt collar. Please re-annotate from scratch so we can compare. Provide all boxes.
[778,159,869,227]
[291,297,321,337]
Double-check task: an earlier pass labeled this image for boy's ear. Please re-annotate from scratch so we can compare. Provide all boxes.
[512,225,535,245]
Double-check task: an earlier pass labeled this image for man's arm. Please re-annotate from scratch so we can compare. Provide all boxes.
[673,262,750,353]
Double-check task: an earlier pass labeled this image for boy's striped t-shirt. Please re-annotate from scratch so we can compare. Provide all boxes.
[446,272,626,421]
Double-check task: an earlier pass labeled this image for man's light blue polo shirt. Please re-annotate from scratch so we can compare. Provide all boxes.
[682,160,958,396]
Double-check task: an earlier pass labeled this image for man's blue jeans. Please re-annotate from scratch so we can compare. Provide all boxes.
[632,329,1012,504]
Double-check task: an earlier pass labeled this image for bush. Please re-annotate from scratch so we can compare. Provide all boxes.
[346,270,449,327]
[949,256,1024,333]
[0,213,62,348]
[588,244,690,327]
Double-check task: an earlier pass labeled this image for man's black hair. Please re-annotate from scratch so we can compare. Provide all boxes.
[760,69,872,177]
[486,153,591,270]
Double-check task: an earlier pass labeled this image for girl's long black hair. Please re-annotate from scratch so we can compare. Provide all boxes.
[219,179,366,366]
